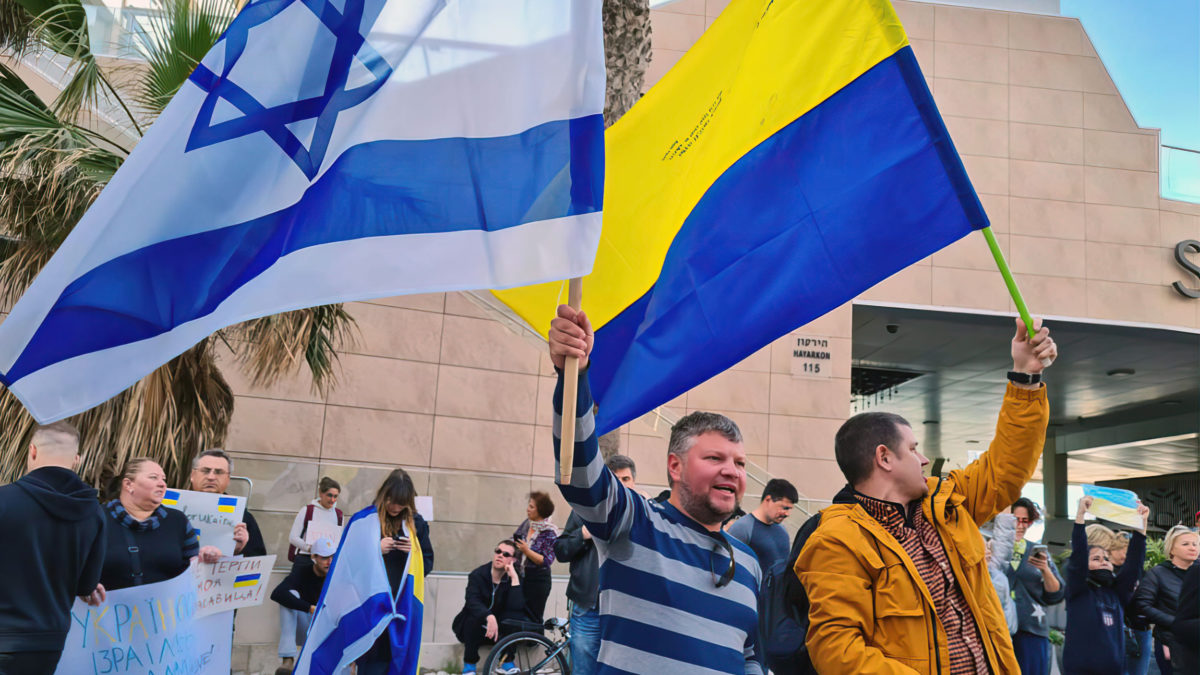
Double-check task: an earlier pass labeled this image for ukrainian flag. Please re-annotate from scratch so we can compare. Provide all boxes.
[217,496,238,514]
[233,573,260,588]
[161,490,180,506]
[495,0,986,433]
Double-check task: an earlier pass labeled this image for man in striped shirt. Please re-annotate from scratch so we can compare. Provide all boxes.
[549,305,763,675]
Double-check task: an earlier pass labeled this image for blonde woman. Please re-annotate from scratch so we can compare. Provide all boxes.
[1133,525,1199,675]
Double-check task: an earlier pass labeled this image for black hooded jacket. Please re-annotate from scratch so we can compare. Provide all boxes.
[0,466,107,652]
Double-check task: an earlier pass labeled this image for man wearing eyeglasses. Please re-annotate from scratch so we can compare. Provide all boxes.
[797,319,1056,674]
[452,539,527,674]
[188,449,266,557]
[549,305,763,675]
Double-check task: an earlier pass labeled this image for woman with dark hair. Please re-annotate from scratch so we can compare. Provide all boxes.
[355,469,433,675]
[512,490,558,624]
[98,458,221,592]
[1006,497,1065,675]
[287,476,344,569]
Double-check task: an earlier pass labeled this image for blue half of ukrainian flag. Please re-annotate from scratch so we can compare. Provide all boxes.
[496,0,987,433]
[217,496,238,513]
[234,573,260,588]
[162,490,180,506]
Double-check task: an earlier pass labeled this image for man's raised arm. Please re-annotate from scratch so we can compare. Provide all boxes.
[549,304,632,542]
[956,318,1055,524]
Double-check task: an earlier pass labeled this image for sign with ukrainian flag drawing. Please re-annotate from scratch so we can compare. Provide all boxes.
[194,555,276,618]
[161,489,247,556]
[55,568,234,674]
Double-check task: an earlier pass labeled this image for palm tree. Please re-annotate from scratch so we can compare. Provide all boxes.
[0,0,355,488]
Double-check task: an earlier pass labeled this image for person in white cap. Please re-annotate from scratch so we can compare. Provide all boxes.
[271,537,336,674]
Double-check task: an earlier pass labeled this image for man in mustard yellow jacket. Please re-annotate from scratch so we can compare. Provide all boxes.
[797,319,1056,674]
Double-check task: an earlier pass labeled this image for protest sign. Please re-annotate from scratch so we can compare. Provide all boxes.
[194,555,276,618]
[56,570,233,675]
[1082,484,1143,529]
[303,522,342,546]
[162,489,246,555]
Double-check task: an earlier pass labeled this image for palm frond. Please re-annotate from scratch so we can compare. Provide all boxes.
[0,0,35,54]
[133,0,237,118]
[0,339,234,490]
[234,304,358,397]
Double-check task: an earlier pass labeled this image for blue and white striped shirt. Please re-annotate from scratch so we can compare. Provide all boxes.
[553,371,763,675]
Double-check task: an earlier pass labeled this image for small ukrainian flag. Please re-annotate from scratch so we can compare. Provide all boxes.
[162,490,180,506]
[217,496,238,514]
[233,573,260,589]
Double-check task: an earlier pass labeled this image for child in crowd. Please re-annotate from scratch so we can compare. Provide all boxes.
[1062,496,1148,675]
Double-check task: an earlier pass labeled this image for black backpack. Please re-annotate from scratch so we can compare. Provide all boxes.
[758,512,822,675]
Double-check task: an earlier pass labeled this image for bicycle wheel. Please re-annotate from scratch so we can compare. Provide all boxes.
[481,631,570,675]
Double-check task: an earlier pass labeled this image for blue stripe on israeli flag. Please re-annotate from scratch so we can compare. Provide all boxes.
[0,0,605,422]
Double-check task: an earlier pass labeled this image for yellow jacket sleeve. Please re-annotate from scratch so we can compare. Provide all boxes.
[952,383,1049,525]
[797,530,921,675]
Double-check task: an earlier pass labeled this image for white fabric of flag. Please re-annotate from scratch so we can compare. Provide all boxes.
[0,0,605,422]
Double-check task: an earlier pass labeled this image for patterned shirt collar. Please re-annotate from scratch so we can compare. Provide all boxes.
[105,499,167,531]
[852,489,920,529]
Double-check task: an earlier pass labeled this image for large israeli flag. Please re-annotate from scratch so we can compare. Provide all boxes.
[0,0,604,422]
[297,507,425,674]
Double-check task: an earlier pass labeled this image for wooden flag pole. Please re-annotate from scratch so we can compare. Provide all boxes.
[981,226,1052,365]
[558,277,583,485]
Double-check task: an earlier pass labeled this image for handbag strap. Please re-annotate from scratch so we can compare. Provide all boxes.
[119,524,144,586]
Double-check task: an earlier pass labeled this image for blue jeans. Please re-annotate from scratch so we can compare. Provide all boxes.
[570,603,600,675]
[1124,627,1153,675]
[1013,631,1050,675]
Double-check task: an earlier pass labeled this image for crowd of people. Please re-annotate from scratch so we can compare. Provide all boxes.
[0,306,1198,675]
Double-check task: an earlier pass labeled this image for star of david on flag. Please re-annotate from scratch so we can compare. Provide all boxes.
[0,0,605,422]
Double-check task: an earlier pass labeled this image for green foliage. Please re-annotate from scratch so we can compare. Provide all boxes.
[1144,536,1166,570]
[1048,629,1064,646]
[133,0,236,117]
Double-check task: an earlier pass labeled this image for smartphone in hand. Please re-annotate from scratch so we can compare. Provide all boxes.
[1030,544,1048,558]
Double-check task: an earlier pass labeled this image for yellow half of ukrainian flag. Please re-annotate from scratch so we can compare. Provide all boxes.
[494,0,985,433]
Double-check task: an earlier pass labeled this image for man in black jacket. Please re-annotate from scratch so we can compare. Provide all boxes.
[452,539,528,673]
[554,454,637,675]
[271,537,335,674]
[189,449,266,556]
[0,422,106,674]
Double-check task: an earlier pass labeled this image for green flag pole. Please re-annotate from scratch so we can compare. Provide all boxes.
[981,226,1037,339]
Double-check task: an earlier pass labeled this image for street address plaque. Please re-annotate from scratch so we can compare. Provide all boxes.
[790,335,833,380]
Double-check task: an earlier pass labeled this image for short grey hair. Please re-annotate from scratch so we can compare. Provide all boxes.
[30,421,80,458]
[193,449,233,473]
[667,412,742,486]
[606,454,637,479]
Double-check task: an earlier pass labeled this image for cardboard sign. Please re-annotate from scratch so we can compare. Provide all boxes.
[194,555,276,618]
[55,570,233,675]
[1083,484,1143,530]
[162,489,246,556]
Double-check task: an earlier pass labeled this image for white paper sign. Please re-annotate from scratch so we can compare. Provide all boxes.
[304,522,342,546]
[194,555,276,618]
[55,570,233,675]
[416,495,434,522]
[162,488,246,556]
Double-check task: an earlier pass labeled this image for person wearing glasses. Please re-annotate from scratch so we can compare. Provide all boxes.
[796,318,1056,675]
[188,449,266,557]
[452,539,528,674]
[1006,496,1065,675]
[549,305,764,675]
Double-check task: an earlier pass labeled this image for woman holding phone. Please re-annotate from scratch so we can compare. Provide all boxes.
[1006,497,1066,675]
[355,469,434,675]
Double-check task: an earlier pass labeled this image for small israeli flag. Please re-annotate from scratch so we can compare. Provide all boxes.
[0,0,604,422]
